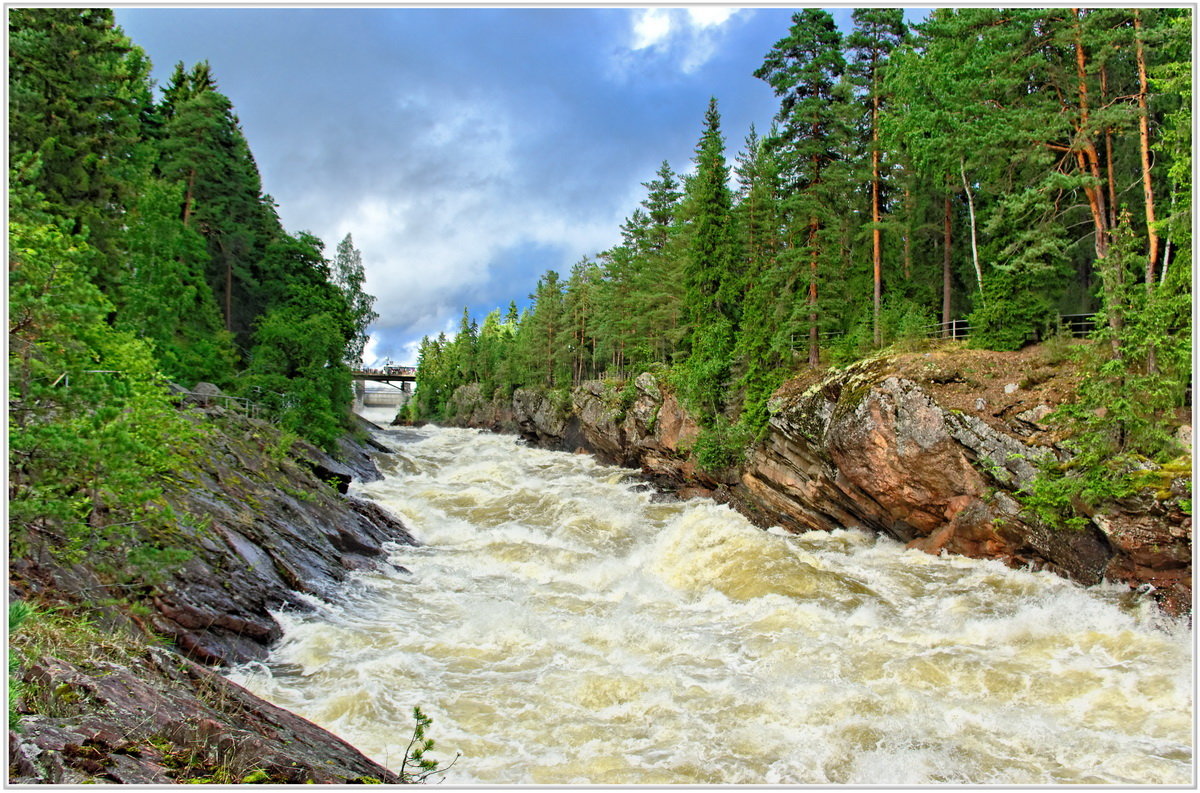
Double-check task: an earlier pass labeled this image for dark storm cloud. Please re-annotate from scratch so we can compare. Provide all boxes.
[113,7,807,363]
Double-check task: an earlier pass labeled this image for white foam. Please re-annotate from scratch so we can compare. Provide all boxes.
[228,425,1193,785]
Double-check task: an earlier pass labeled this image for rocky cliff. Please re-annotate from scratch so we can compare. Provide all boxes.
[443,347,1191,615]
[9,402,413,783]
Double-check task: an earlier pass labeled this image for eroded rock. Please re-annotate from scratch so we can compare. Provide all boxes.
[443,355,1191,615]
[10,649,398,784]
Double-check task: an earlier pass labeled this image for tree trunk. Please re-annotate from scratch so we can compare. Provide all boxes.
[808,216,820,367]
[959,159,984,302]
[223,246,233,333]
[942,192,953,335]
[871,97,883,348]
[182,168,196,227]
[902,184,913,280]
[1100,64,1118,230]
[1072,9,1111,260]
[1134,9,1160,284]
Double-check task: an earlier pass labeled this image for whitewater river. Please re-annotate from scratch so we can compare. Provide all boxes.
[227,422,1192,785]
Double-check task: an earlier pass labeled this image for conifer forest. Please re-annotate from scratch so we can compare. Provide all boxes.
[7,7,1194,574]
[9,8,378,558]
[408,8,1192,504]
[5,8,1195,785]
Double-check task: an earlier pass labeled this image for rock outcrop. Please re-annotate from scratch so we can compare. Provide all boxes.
[10,407,413,783]
[446,353,1191,615]
[9,647,402,784]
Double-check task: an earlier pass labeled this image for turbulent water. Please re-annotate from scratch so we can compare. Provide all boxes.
[227,423,1193,785]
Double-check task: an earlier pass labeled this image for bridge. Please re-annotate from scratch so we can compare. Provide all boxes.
[351,366,415,411]
[352,365,416,384]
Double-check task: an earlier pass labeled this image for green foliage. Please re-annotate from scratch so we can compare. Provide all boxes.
[113,176,237,385]
[9,195,204,568]
[1020,215,1191,529]
[967,267,1060,351]
[692,417,752,473]
[122,543,195,587]
[241,304,354,451]
[9,601,37,732]
[8,8,152,261]
[400,706,458,784]
[8,8,378,609]
[674,318,734,417]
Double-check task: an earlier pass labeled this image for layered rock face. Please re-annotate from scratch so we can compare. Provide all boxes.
[12,410,416,666]
[449,358,1191,615]
[10,407,412,783]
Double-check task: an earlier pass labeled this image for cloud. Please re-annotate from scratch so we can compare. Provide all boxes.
[686,7,739,28]
[302,86,626,364]
[631,8,674,50]
[618,7,746,76]
[114,7,790,364]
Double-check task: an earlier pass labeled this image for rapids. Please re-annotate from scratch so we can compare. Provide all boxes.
[226,424,1192,784]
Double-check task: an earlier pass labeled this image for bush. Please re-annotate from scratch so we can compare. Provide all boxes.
[692,417,751,473]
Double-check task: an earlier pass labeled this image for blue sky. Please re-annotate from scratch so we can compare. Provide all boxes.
[114,6,926,365]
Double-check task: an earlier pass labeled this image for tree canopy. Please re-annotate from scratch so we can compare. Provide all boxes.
[9,9,381,567]
[409,8,1192,502]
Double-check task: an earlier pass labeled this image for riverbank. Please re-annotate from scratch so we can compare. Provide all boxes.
[234,423,1193,784]
[431,343,1192,615]
[9,398,413,783]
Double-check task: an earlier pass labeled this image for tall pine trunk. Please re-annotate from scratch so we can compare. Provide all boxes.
[943,191,953,335]
[870,96,883,348]
[1072,9,1111,261]
[807,217,820,366]
[1134,9,1160,284]
[1133,11,1160,373]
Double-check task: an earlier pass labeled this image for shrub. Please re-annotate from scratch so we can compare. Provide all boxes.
[692,417,751,473]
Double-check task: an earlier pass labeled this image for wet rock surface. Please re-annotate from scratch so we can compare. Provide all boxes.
[9,648,400,784]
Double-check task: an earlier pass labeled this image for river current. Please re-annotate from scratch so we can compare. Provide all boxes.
[227,422,1192,785]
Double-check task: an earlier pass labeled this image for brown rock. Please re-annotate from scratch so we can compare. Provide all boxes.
[443,354,1189,616]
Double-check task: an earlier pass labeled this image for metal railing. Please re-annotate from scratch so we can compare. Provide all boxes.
[920,313,1098,342]
[922,320,974,340]
[174,389,266,420]
[1058,313,1097,337]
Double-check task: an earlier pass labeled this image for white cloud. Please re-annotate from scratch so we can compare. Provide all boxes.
[297,86,626,366]
[631,8,673,50]
[687,7,738,28]
[618,7,745,76]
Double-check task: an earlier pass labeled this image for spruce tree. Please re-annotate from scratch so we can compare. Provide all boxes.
[8,8,153,264]
[677,98,737,416]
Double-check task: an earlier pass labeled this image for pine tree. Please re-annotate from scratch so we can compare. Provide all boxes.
[755,9,847,365]
[846,8,907,347]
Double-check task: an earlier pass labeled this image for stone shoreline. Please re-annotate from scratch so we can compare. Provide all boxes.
[437,352,1191,616]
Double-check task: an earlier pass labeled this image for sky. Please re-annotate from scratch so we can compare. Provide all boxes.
[114,6,927,366]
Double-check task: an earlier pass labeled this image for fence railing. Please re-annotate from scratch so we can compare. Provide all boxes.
[1058,313,1097,337]
[172,388,266,420]
[919,313,1098,342]
[922,320,974,340]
